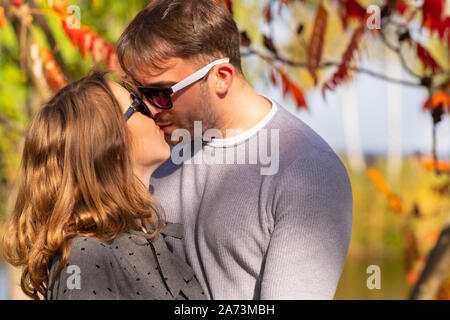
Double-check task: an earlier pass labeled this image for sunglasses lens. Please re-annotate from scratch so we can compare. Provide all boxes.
[140,88,172,109]
[137,103,152,118]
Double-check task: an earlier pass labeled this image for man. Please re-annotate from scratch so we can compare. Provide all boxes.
[116,0,352,299]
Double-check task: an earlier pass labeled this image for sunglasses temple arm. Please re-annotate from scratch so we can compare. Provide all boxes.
[124,106,136,120]
[171,58,230,94]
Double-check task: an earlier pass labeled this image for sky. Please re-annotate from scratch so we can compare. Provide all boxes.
[254,59,450,158]
[244,0,450,159]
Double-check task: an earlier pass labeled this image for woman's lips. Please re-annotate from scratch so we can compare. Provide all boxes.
[157,123,172,132]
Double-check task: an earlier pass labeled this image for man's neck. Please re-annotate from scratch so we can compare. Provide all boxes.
[216,80,273,139]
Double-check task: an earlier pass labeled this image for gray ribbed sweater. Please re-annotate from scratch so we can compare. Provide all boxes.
[150,98,353,299]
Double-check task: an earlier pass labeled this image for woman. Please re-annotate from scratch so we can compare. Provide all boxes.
[2,71,206,300]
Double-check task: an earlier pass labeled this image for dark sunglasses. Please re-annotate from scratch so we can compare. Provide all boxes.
[134,58,230,110]
[124,92,153,120]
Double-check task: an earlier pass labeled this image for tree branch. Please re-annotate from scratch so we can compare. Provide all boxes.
[379,18,424,80]
[409,224,450,299]
[241,47,428,88]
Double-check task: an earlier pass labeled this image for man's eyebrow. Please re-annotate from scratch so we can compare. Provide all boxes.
[142,81,178,88]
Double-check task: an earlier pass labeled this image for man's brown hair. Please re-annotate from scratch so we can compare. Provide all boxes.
[116,0,242,75]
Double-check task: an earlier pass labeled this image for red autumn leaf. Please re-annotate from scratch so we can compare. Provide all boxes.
[0,7,6,28]
[263,4,271,23]
[105,44,119,70]
[80,32,93,58]
[50,1,119,71]
[39,45,67,92]
[395,0,408,15]
[338,0,366,29]
[90,35,106,63]
[223,0,233,14]
[307,3,328,85]
[291,83,307,110]
[270,70,277,86]
[322,23,364,96]
[421,0,449,39]
[422,0,444,24]
[272,67,307,110]
[11,0,22,7]
[61,20,85,48]
[278,69,290,96]
[416,43,442,73]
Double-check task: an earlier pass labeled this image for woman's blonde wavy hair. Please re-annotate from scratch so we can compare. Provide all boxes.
[2,71,165,299]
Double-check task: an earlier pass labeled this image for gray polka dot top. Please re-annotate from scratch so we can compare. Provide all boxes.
[47,222,207,300]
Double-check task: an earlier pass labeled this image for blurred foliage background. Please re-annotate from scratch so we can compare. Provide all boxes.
[0,0,449,300]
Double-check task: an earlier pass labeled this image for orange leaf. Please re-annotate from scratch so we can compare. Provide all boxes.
[273,68,308,110]
[291,84,307,109]
[277,68,290,96]
[406,270,420,284]
[47,0,67,14]
[0,6,6,28]
[39,45,67,92]
[422,90,449,111]
[50,3,119,71]
[366,167,391,196]
[388,194,403,213]
[424,230,440,246]
[419,157,450,172]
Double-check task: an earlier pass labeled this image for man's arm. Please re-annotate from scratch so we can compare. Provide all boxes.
[260,152,353,299]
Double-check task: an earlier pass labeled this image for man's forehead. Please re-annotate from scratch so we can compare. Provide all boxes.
[129,57,191,86]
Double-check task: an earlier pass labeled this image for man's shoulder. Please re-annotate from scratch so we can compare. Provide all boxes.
[270,102,343,169]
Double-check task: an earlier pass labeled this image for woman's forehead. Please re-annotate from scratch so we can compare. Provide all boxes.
[108,81,132,107]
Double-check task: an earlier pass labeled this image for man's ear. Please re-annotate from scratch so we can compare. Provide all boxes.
[213,63,234,95]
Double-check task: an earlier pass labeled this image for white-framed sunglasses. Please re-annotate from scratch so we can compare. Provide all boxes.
[128,57,230,110]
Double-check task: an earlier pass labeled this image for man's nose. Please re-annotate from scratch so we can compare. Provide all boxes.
[143,99,164,117]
